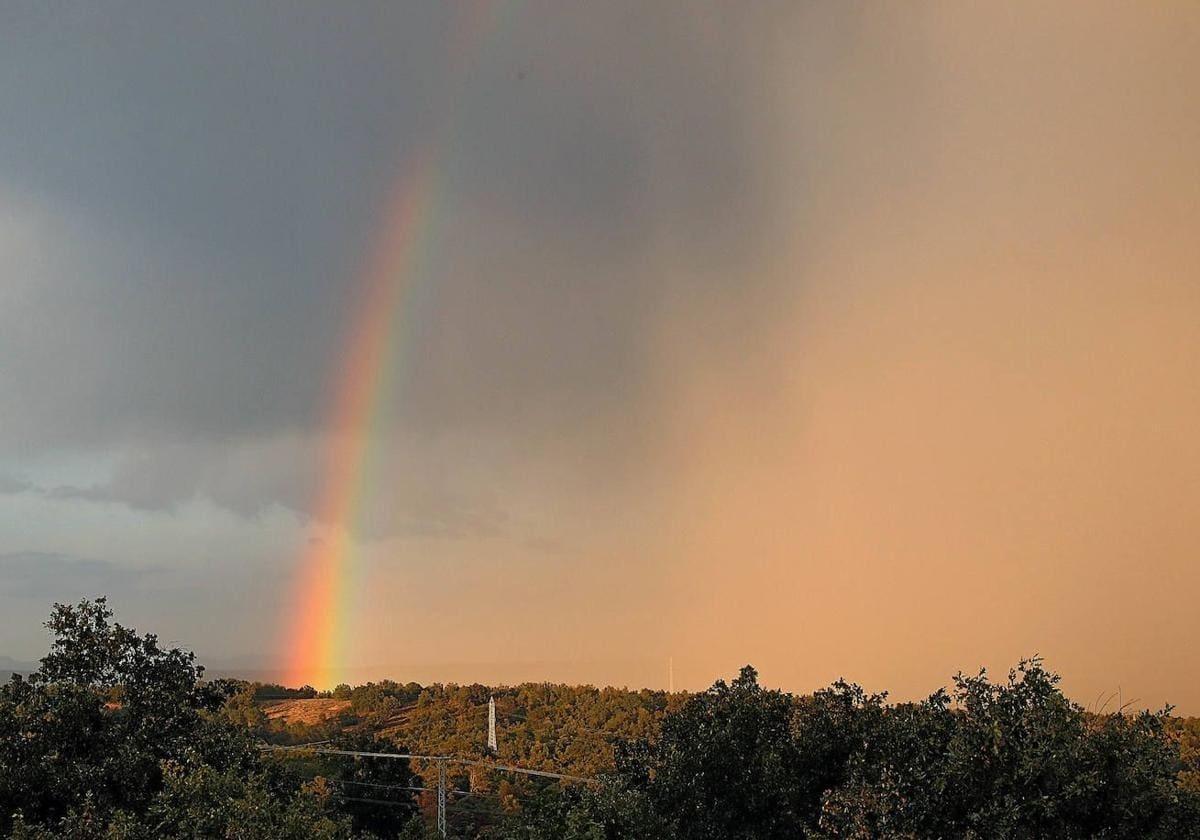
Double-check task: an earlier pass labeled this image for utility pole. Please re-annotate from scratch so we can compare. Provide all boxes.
[437,758,447,838]
[487,695,498,752]
[257,741,598,837]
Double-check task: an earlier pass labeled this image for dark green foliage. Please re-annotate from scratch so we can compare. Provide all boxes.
[318,731,421,837]
[253,682,320,700]
[616,665,810,839]
[0,598,352,838]
[591,660,1200,839]
[259,662,1200,838]
[1169,716,1200,795]
[483,781,666,840]
[815,662,1200,838]
[348,680,423,720]
[393,682,676,779]
[5,599,1199,838]
[220,681,270,730]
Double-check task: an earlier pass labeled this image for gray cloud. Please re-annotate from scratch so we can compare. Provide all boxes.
[1,2,1197,708]
[0,551,156,600]
[0,2,783,536]
[40,433,512,542]
[0,474,32,495]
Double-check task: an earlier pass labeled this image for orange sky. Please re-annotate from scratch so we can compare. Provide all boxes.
[647,2,1200,710]
[344,2,1200,711]
[3,2,1197,712]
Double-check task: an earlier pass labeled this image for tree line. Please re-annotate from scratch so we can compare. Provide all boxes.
[2,599,1198,838]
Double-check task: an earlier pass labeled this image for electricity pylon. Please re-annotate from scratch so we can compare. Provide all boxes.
[487,695,498,752]
[437,758,447,837]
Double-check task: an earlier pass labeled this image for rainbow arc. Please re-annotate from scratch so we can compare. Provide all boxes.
[285,2,506,687]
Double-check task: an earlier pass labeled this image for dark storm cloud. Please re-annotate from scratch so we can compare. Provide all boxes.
[0,551,154,600]
[0,475,32,495]
[40,436,507,541]
[0,2,444,271]
[48,454,199,512]
[0,2,783,529]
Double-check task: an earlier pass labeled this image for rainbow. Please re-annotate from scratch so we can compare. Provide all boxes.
[285,3,503,688]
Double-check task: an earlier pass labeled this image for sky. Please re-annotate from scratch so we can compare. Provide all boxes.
[2,2,1199,709]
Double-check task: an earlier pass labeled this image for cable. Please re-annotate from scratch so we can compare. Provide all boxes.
[330,795,416,808]
[260,744,598,784]
[323,778,430,793]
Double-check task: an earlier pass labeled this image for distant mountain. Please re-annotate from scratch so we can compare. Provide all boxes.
[0,655,37,678]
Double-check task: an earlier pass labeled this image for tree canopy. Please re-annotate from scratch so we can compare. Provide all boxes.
[0,598,383,838]
[504,662,1200,839]
[3,599,1198,838]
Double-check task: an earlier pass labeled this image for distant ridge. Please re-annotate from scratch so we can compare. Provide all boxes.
[0,655,37,680]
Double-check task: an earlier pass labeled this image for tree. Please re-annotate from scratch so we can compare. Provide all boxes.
[489,781,666,840]
[540,662,1200,839]
[316,731,420,837]
[0,598,352,838]
[221,682,269,730]
[616,665,813,839]
[815,660,1200,838]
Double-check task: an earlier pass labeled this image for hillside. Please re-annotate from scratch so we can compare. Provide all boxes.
[248,678,1200,799]
[262,698,352,726]
[0,656,34,682]
[253,680,685,780]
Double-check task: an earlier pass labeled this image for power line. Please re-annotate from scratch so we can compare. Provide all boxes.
[323,776,536,804]
[331,795,415,809]
[323,778,430,794]
[394,703,627,742]
[260,744,598,784]
[262,743,597,838]
[455,756,597,785]
[263,745,442,761]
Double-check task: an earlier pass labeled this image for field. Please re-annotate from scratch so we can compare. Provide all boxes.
[262,698,352,726]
